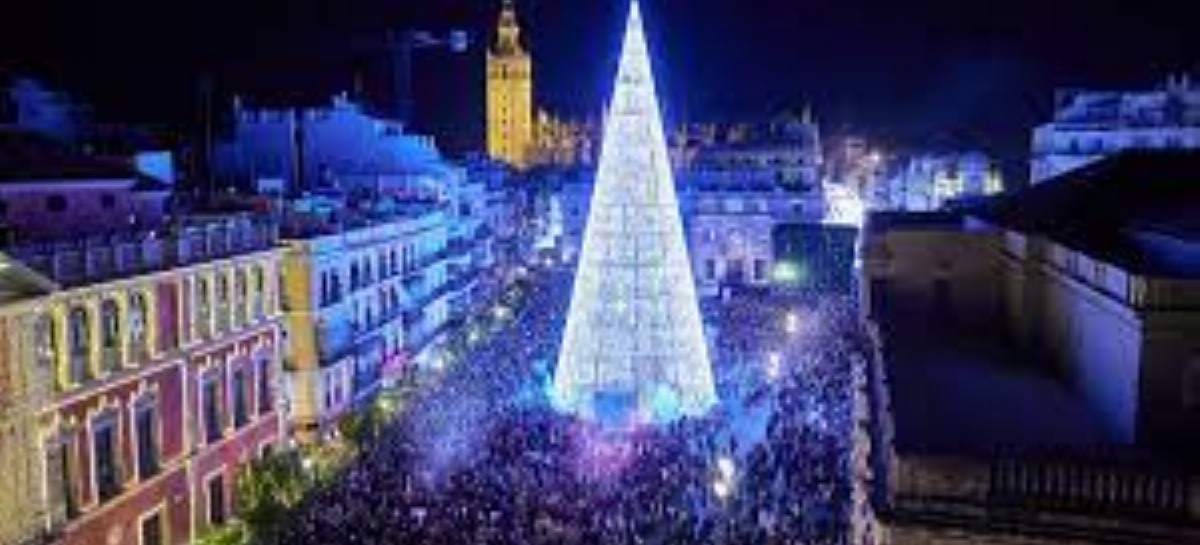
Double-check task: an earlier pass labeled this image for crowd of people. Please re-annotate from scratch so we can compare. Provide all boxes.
[273,268,869,545]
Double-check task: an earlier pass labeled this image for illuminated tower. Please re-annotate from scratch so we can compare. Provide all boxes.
[554,0,716,425]
[487,0,534,169]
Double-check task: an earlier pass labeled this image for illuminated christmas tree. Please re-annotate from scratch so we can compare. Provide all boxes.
[554,0,716,424]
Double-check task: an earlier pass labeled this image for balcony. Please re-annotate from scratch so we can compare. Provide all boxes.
[8,214,278,288]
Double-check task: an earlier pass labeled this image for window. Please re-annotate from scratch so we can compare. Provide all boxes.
[195,277,212,337]
[100,299,122,371]
[203,375,223,443]
[704,259,717,281]
[34,314,57,370]
[93,416,121,502]
[67,306,90,383]
[232,368,249,428]
[753,259,767,282]
[100,193,116,209]
[253,267,267,318]
[727,259,745,284]
[46,195,67,212]
[206,474,226,526]
[135,401,160,479]
[234,269,248,325]
[140,510,165,545]
[52,437,79,519]
[128,292,149,362]
[215,274,230,332]
[257,358,272,415]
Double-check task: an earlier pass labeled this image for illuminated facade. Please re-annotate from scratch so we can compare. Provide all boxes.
[281,204,453,444]
[0,214,285,545]
[875,151,1004,211]
[1031,74,1200,183]
[215,93,444,194]
[486,0,534,169]
[0,257,55,545]
[675,115,828,296]
[555,1,716,423]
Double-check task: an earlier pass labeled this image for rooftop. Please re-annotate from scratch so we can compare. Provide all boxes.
[980,151,1200,277]
[0,129,147,182]
[882,323,1120,456]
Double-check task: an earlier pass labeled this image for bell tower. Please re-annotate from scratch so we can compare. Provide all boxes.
[486,0,534,169]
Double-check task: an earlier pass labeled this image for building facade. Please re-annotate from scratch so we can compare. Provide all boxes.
[0,257,57,545]
[215,94,445,194]
[874,151,1004,211]
[860,154,1200,544]
[1031,74,1200,183]
[675,116,828,296]
[281,204,452,443]
[486,1,534,170]
[1,215,284,545]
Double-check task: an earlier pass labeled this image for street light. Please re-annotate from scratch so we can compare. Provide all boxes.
[766,351,781,381]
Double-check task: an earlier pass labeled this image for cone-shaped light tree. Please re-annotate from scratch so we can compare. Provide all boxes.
[554,0,717,424]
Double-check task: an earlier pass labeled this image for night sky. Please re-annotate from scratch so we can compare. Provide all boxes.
[3,0,1197,171]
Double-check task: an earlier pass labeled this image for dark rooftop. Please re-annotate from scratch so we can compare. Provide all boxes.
[882,322,1120,456]
[980,151,1200,277]
[0,129,140,181]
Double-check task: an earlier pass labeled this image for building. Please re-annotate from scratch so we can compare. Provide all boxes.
[214,94,445,194]
[280,199,453,443]
[532,111,598,167]
[675,115,828,297]
[0,256,57,545]
[675,114,824,195]
[875,151,1004,211]
[0,212,284,545]
[860,153,1200,544]
[486,0,534,169]
[1031,74,1200,183]
[0,130,172,243]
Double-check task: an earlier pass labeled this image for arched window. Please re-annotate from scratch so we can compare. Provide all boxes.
[215,273,230,332]
[350,263,361,291]
[33,313,57,370]
[67,306,90,383]
[195,277,212,338]
[234,269,248,326]
[128,292,149,362]
[99,299,122,371]
[253,266,267,318]
[330,271,342,305]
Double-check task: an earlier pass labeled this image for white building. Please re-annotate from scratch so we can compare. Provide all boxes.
[216,94,446,193]
[875,151,1003,211]
[1031,74,1200,183]
[281,200,453,443]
